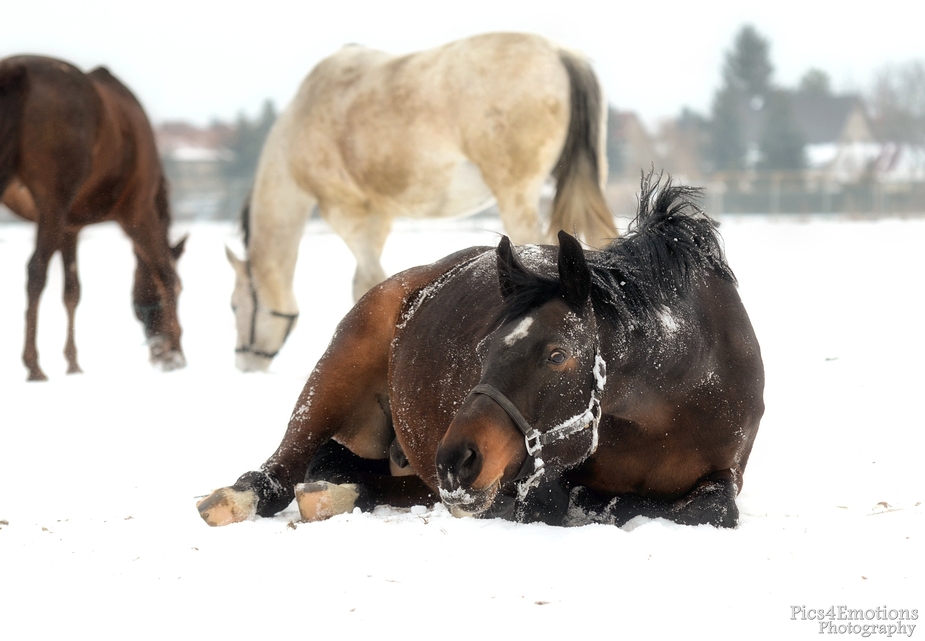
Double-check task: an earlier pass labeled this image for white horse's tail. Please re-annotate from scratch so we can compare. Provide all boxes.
[550,51,617,247]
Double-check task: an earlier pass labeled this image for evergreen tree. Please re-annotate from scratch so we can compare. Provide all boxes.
[798,69,832,96]
[223,100,278,180]
[708,25,775,172]
[710,86,746,171]
[758,90,805,171]
[606,107,625,177]
[722,25,773,99]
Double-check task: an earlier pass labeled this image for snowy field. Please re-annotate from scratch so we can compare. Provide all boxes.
[0,211,921,639]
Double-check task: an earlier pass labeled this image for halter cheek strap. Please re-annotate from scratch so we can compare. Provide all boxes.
[235,262,299,360]
[469,384,538,452]
[468,350,607,501]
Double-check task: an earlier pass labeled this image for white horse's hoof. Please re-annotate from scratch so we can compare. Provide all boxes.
[295,482,360,522]
[197,487,257,526]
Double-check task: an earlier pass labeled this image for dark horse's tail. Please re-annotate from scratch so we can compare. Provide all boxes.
[550,51,617,248]
[0,61,28,195]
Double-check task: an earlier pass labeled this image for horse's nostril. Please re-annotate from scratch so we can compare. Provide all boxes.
[437,441,483,489]
[454,444,482,487]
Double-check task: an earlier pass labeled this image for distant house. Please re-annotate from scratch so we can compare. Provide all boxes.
[741,93,879,181]
[874,143,925,183]
[607,110,661,178]
[605,110,663,217]
[155,122,237,219]
[155,122,233,168]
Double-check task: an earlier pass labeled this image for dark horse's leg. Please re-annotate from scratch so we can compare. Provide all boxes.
[294,440,437,521]
[569,472,740,529]
[197,277,414,526]
[512,474,572,525]
[60,230,82,374]
[122,209,186,371]
[23,223,62,381]
[196,252,485,527]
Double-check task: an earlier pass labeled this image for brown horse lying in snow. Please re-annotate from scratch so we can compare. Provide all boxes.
[199,175,764,528]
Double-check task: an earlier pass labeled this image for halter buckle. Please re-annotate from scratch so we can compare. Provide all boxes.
[525,430,542,457]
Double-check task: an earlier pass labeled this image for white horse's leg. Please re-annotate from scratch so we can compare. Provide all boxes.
[493,177,547,245]
[247,177,316,308]
[322,207,393,301]
[232,143,317,370]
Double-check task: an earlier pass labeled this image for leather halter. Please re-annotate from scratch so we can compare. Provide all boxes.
[467,351,607,500]
[235,262,299,360]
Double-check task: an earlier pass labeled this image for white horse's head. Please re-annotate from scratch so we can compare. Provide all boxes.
[226,246,299,372]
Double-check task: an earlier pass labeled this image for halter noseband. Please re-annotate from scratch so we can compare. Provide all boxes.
[235,262,299,360]
[468,351,607,500]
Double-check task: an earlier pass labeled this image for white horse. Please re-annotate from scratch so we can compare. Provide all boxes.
[227,32,616,372]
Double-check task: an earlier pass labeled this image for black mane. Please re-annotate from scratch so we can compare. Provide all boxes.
[240,195,251,249]
[588,172,735,327]
[498,172,735,328]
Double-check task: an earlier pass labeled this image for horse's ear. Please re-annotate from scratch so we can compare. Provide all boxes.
[557,230,591,307]
[171,235,188,261]
[225,245,246,276]
[496,235,531,300]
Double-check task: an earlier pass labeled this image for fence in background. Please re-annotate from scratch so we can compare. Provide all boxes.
[3,171,924,224]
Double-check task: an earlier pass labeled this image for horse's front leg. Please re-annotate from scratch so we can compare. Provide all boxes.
[505,473,571,525]
[292,440,437,522]
[197,278,407,526]
[60,230,82,374]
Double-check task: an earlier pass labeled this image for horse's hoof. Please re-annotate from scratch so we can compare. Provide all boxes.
[27,369,48,382]
[197,487,256,526]
[153,351,187,372]
[295,482,360,522]
[66,364,83,375]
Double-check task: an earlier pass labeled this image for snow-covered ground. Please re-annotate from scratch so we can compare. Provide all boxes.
[0,212,921,639]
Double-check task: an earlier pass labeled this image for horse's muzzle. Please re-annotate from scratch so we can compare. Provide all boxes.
[235,351,272,373]
[435,440,502,516]
[438,480,500,517]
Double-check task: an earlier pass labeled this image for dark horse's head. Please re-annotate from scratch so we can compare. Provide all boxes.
[436,231,604,520]
[132,234,187,371]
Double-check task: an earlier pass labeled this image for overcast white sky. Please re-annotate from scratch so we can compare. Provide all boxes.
[4,1,921,129]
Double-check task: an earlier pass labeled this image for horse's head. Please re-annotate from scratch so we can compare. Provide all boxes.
[132,235,187,371]
[226,246,299,372]
[436,232,605,521]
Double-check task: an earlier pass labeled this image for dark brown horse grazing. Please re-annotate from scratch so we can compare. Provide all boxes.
[0,55,186,380]
[198,174,764,528]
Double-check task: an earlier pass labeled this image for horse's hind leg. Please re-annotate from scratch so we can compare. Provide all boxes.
[22,226,61,381]
[570,472,740,529]
[60,230,82,374]
[493,179,547,245]
[661,473,739,528]
[322,206,392,301]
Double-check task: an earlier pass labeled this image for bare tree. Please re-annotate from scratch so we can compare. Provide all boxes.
[868,61,925,144]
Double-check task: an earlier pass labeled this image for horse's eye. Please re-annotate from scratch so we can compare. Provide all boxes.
[548,350,567,365]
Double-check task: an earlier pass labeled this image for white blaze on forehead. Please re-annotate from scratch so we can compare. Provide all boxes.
[504,316,534,346]
[659,309,679,334]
